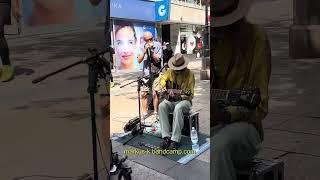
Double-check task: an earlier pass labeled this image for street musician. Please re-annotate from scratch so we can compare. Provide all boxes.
[157,53,195,149]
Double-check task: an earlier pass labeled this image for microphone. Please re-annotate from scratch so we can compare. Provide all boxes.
[158,63,168,74]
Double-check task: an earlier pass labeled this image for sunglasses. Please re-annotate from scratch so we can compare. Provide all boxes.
[145,37,153,42]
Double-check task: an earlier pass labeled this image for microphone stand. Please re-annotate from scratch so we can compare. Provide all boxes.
[120,60,167,145]
[146,47,156,112]
[32,48,110,180]
[120,75,152,145]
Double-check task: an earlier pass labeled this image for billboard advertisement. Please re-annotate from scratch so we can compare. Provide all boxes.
[21,0,106,26]
[111,0,155,22]
[113,20,156,70]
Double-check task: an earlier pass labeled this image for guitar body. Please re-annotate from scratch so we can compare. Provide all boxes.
[160,89,191,102]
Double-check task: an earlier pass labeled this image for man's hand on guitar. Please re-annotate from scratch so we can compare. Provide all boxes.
[212,101,231,124]
[168,90,181,101]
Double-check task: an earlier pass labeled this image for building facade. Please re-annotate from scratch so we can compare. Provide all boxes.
[157,0,210,57]
[109,0,210,71]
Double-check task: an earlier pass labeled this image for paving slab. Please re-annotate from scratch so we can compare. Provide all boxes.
[263,129,320,156]
[275,116,320,136]
[165,159,210,180]
[279,153,320,180]
[126,160,175,180]
[256,148,287,160]
[263,113,297,129]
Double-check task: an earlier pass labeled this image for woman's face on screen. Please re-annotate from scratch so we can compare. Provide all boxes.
[115,26,137,68]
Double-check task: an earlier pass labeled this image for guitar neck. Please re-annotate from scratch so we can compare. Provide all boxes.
[212,89,230,101]
[166,89,191,96]
[167,89,182,94]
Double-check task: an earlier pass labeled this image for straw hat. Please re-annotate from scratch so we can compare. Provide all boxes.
[168,53,189,71]
[213,0,254,27]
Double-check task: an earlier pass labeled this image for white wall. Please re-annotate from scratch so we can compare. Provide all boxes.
[170,24,181,54]
[169,3,206,25]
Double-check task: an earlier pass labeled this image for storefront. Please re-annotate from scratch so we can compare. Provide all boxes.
[110,0,159,71]
[157,0,208,56]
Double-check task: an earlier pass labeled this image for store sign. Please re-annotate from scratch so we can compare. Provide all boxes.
[155,0,170,21]
[111,0,155,21]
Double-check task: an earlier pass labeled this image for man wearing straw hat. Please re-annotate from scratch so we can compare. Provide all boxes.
[211,0,271,179]
[158,53,195,149]
[0,0,20,82]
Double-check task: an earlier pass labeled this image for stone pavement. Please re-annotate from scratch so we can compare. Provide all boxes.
[110,56,210,180]
[247,0,320,179]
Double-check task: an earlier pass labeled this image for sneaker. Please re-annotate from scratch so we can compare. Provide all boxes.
[143,112,148,119]
[160,137,171,149]
[169,141,181,150]
[0,65,14,82]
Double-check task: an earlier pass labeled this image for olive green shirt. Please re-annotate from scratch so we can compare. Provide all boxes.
[214,25,271,140]
[160,68,195,102]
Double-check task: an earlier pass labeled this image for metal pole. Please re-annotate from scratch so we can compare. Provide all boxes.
[200,0,210,80]
[204,1,209,57]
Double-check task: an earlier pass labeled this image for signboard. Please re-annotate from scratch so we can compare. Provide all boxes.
[113,20,156,70]
[155,0,170,21]
[111,0,155,22]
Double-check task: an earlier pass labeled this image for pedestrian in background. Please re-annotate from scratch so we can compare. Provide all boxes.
[163,42,173,66]
[0,0,21,82]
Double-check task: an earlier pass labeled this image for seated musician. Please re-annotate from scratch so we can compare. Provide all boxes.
[211,0,272,179]
[158,53,195,149]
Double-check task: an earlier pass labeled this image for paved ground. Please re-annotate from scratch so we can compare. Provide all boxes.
[248,0,320,179]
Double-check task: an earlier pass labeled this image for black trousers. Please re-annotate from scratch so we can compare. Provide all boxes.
[0,3,11,65]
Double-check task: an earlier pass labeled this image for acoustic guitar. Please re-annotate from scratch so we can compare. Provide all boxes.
[160,89,192,102]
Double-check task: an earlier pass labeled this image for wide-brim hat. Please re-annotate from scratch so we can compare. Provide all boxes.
[213,0,254,27]
[168,53,189,71]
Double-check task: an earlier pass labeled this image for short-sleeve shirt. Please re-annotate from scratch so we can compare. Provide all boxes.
[139,41,163,77]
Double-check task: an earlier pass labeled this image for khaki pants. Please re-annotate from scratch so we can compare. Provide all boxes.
[211,122,261,180]
[159,100,191,142]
